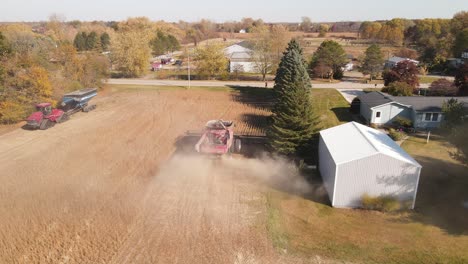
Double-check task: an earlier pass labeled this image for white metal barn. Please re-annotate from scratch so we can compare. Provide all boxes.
[318,122,422,209]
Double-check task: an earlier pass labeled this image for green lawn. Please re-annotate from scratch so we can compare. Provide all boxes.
[419,76,442,84]
[310,89,353,129]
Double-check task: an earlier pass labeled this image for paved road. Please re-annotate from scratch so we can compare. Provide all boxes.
[337,89,365,103]
[108,78,432,89]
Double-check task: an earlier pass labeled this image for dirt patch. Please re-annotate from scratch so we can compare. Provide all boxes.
[0,89,315,263]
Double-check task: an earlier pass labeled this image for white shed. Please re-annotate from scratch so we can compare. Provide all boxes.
[318,122,422,209]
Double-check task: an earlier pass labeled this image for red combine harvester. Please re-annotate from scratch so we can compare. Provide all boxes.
[194,120,241,155]
[26,88,97,130]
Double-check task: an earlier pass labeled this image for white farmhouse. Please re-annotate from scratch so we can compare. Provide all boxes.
[224,41,256,73]
[318,122,422,209]
[384,56,419,69]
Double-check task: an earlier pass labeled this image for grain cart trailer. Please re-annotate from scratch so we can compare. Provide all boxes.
[61,88,98,114]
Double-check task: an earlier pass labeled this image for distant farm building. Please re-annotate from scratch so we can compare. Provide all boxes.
[224,41,256,73]
[319,122,422,209]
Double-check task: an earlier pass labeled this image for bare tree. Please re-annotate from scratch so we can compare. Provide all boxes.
[313,62,332,79]
[300,17,312,32]
[250,25,290,80]
[250,26,272,81]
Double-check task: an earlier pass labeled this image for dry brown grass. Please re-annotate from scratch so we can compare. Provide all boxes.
[265,133,468,263]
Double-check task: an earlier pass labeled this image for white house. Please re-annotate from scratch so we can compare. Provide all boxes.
[224,41,256,73]
[462,49,468,59]
[384,56,419,69]
[352,92,468,129]
[319,122,422,209]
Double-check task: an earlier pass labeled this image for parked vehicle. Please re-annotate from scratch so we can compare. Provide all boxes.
[161,58,174,65]
[151,62,162,71]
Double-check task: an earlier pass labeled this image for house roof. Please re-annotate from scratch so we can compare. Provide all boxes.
[387,56,419,64]
[358,92,468,112]
[320,122,421,167]
[230,51,251,60]
[389,96,468,112]
[358,92,393,108]
[236,41,254,50]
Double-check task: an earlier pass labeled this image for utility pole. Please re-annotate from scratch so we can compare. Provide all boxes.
[187,47,191,89]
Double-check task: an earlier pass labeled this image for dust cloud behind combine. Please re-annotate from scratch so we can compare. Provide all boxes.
[0,89,320,263]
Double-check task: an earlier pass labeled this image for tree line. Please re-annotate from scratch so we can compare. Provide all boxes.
[0,18,110,124]
[359,12,468,72]
[73,31,110,52]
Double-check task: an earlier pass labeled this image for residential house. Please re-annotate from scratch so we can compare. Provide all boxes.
[384,56,419,69]
[462,49,468,60]
[447,58,464,69]
[352,92,468,129]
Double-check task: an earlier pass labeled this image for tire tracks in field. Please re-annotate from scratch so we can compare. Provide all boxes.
[17,94,161,263]
[108,92,237,263]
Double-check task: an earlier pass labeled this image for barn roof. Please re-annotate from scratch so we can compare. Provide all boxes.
[235,41,254,50]
[229,51,251,60]
[320,122,421,167]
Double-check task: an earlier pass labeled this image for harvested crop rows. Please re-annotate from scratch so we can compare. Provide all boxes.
[0,88,282,263]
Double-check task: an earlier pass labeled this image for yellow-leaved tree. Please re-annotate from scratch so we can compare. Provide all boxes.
[111,17,154,77]
[193,42,228,79]
[0,66,54,123]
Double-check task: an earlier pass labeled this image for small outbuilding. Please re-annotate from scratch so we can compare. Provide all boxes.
[319,122,422,209]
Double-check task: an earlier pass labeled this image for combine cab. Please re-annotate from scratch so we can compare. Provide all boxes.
[195,120,241,155]
[25,88,97,130]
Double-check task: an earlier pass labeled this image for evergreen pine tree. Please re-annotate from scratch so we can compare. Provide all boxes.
[73,32,86,51]
[268,39,317,155]
[361,44,384,80]
[85,31,98,51]
[100,32,110,51]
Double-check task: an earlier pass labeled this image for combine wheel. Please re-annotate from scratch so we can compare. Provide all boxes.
[234,138,241,153]
[231,138,242,153]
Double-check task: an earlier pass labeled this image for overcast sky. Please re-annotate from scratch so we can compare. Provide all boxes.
[2,0,467,22]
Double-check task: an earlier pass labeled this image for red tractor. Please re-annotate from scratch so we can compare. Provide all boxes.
[194,120,241,155]
[25,88,97,130]
[26,103,68,130]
